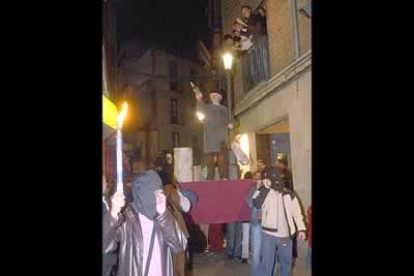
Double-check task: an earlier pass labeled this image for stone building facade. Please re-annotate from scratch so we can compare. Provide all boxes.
[116,42,210,172]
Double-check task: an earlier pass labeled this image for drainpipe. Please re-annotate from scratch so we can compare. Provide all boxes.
[289,0,301,59]
[289,0,301,99]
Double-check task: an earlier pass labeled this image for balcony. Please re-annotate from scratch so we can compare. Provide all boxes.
[235,50,312,116]
[241,35,271,94]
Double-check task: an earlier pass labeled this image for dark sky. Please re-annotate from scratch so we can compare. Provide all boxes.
[116,0,209,52]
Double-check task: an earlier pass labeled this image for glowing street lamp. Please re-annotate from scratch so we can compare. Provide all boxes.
[116,102,128,193]
[222,51,234,149]
[222,52,233,70]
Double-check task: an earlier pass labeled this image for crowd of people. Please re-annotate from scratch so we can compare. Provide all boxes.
[102,65,312,275]
[223,5,268,53]
[103,151,312,276]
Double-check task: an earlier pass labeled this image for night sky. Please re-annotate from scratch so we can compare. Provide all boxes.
[116,0,209,52]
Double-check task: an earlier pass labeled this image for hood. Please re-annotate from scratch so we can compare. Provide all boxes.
[131,170,163,219]
[261,167,284,190]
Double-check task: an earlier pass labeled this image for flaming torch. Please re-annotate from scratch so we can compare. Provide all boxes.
[116,102,128,193]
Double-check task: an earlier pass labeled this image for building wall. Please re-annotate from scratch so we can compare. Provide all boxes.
[266,0,295,75]
[221,1,311,274]
[119,46,206,170]
[297,0,312,54]
[153,51,205,162]
[221,0,312,207]
[238,69,311,276]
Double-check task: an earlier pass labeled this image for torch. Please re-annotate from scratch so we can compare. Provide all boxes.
[116,102,128,194]
[190,81,206,122]
[190,81,202,97]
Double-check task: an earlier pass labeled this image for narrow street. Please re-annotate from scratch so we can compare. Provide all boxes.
[103,0,312,276]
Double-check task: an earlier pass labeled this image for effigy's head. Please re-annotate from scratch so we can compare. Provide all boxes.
[210,92,223,104]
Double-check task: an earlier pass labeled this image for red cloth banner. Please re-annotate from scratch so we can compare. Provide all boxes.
[179,180,255,224]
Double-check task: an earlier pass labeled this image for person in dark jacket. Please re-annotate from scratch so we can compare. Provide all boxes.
[236,5,267,40]
[154,156,172,185]
[103,170,187,276]
[256,7,267,32]
[163,152,175,180]
[164,182,192,276]
[276,157,293,190]
[103,175,118,276]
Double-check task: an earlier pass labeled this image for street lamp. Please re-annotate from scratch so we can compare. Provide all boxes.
[221,52,233,122]
[222,51,234,155]
[222,51,237,176]
[222,52,233,70]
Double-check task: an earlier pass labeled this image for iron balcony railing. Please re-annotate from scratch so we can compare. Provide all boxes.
[242,36,271,93]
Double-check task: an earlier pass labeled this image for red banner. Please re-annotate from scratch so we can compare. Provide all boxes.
[180,180,254,224]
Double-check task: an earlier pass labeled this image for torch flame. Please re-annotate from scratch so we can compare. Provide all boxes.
[196,111,205,121]
[117,102,128,127]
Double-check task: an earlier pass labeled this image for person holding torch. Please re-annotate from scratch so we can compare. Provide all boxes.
[191,82,234,180]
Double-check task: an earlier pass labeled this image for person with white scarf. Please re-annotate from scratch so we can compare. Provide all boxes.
[252,167,306,276]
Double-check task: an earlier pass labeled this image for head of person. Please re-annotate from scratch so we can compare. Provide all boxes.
[244,171,253,180]
[154,156,164,171]
[257,159,266,172]
[165,153,173,165]
[233,21,244,31]
[253,171,261,181]
[131,170,163,219]
[276,156,288,169]
[261,167,283,190]
[257,7,266,17]
[252,170,262,187]
[210,92,223,105]
[241,5,252,18]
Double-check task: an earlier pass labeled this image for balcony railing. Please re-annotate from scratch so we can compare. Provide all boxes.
[242,36,271,94]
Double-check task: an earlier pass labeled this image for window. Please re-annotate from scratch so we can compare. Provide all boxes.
[170,99,178,124]
[172,132,180,148]
[169,61,179,91]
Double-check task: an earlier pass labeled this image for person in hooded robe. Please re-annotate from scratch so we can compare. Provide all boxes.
[103,175,118,276]
[103,170,187,276]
